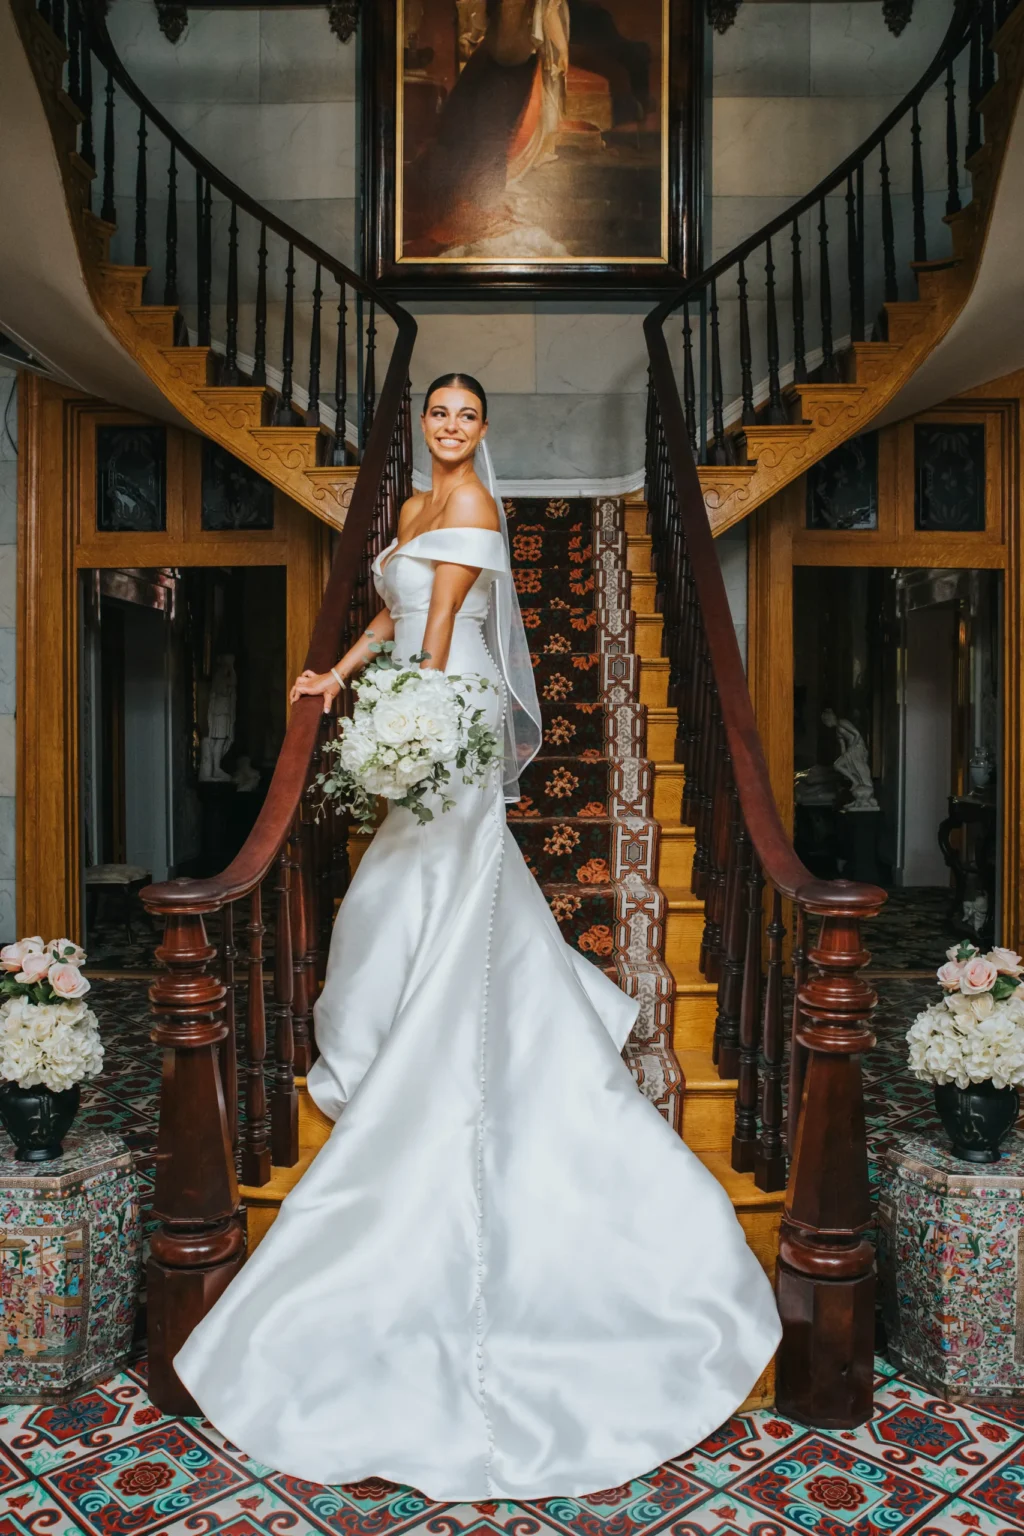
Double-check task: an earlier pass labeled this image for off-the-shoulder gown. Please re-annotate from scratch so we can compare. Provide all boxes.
[175,526,781,1501]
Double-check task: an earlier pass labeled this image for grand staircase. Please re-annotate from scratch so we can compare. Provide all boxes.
[6,0,1024,1429]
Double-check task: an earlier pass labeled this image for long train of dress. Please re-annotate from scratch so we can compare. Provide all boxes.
[175,528,781,1500]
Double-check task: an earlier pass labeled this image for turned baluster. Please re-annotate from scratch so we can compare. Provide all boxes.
[144,905,243,1413]
[100,73,115,225]
[253,224,268,386]
[737,261,755,427]
[791,218,807,383]
[967,14,982,160]
[51,0,65,44]
[679,581,702,814]
[910,104,927,264]
[271,842,299,1167]
[332,285,350,465]
[713,788,749,1079]
[787,905,808,1156]
[731,851,763,1171]
[134,111,147,271]
[242,885,271,1186]
[707,281,735,466]
[982,0,996,96]
[846,169,864,345]
[699,728,731,982]
[164,144,179,308]
[79,10,94,173]
[275,243,297,424]
[196,174,212,347]
[307,263,322,428]
[690,670,717,900]
[219,902,238,1147]
[818,197,839,382]
[945,60,962,217]
[67,2,80,107]
[775,887,883,1428]
[362,299,377,446]
[290,815,316,1077]
[755,887,787,1192]
[764,235,786,423]
[222,202,240,385]
[681,303,698,456]
[879,137,898,306]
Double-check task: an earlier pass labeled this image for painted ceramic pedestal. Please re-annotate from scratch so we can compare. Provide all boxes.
[879,1131,1024,1401]
[0,1131,141,1402]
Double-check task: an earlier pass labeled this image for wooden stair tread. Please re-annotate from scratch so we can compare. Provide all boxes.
[697,1151,786,1211]
[679,1047,735,1095]
[662,884,702,912]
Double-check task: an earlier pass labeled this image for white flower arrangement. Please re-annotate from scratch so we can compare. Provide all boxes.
[0,936,103,1093]
[313,642,501,829]
[906,941,1024,1091]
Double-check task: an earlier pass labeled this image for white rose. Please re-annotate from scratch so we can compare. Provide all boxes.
[374,700,417,745]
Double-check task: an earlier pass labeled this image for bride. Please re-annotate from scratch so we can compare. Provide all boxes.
[174,373,781,1501]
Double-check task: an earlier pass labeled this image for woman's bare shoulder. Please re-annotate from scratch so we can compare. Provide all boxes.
[440,479,500,532]
[397,492,429,534]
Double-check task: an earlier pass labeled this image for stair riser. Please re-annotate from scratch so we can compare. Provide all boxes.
[640,664,669,707]
[658,835,695,888]
[672,991,719,1053]
[665,907,705,978]
[630,578,658,614]
[627,541,653,575]
[681,1091,736,1155]
[652,772,685,822]
[635,619,665,659]
[646,714,677,759]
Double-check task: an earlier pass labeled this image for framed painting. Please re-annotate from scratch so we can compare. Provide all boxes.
[364,0,704,291]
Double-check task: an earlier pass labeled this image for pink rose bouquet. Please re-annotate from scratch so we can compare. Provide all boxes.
[0,935,102,1092]
[908,941,1024,1090]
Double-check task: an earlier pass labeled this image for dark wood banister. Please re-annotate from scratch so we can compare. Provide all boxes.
[658,0,975,322]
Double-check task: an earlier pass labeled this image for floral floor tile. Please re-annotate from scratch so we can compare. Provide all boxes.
[264,1473,443,1535]
[38,1421,250,1535]
[956,1441,1024,1526]
[831,1379,1024,1494]
[158,1483,332,1535]
[729,1434,944,1536]
[0,1377,158,1477]
[0,1479,89,1536]
[671,1411,807,1488]
[525,1461,711,1536]
[910,1494,1024,1534]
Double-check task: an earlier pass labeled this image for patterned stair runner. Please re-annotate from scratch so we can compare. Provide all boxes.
[505,497,682,1126]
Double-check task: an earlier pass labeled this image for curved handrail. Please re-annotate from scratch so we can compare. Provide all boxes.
[65,1,419,912]
[644,310,877,910]
[655,0,975,326]
[83,0,406,326]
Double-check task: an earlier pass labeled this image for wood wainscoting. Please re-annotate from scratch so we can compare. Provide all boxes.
[16,373,332,940]
[747,371,1024,946]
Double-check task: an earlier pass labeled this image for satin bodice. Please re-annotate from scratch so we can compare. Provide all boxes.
[372,528,508,623]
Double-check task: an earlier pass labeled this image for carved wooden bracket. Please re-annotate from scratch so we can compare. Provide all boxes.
[149,2,360,46]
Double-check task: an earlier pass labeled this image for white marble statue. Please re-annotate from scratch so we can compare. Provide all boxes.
[199,653,237,783]
[822,708,879,812]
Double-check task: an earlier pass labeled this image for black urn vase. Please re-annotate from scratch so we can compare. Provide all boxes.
[934,1080,1020,1164]
[0,1082,80,1162]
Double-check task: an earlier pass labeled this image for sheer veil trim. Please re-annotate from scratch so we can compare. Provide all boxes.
[477,439,543,802]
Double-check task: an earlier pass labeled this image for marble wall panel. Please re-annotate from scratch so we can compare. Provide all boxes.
[258,10,357,103]
[717,525,748,670]
[535,308,649,396]
[411,392,647,483]
[0,461,14,545]
[0,630,14,721]
[106,0,261,105]
[406,309,537,396]
[0,717,15,800]
[0,795,14,884]
[712,4,811,97]
[809,2,954,96]
[153,102,357,204]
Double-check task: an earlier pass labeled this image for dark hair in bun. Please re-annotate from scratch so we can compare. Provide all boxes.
[423,373,488,421]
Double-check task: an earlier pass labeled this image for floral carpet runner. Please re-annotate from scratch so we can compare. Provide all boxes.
[506,497,680,1123]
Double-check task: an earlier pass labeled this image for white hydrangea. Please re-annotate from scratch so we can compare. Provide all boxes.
[907,942,1024,1090]
[0,995,104,1093]
[313,649,500,827]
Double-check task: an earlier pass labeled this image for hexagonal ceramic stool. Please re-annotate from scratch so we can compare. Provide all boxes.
[879,1131,1024,1402]
[0,1131,141,1402]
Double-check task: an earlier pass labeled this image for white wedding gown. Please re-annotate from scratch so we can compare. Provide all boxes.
[175,528,781,1500]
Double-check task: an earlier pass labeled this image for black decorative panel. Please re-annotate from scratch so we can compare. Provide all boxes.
[201,441,275,531]
[806,433,878,531]
[95,426,167,532]
[915,424,986,531]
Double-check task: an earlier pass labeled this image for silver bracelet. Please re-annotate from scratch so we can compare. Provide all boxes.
[330,666,344,690]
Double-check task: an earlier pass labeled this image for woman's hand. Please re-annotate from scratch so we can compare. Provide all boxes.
[289,669,341,713]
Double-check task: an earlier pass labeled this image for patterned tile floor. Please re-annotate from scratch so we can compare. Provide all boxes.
[7,972,1021,1535]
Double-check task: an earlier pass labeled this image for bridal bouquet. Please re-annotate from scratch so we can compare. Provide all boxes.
[0,937,104,1092]
[906,941,1024,1090]
[313,642,500,828]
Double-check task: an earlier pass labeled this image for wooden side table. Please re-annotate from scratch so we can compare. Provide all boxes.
[878,1132,1024,1402]
[0,1131,141,1402]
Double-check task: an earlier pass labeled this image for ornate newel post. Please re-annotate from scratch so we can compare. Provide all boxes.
[775,881,884,1428]
[145,897,244,1413]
